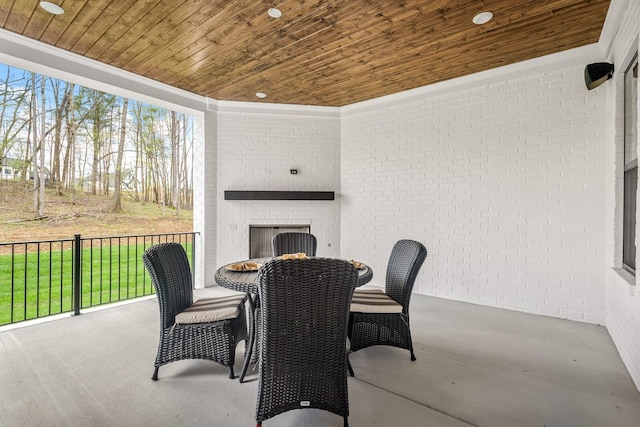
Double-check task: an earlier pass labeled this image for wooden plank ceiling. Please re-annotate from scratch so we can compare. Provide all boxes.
[0,0,611,107]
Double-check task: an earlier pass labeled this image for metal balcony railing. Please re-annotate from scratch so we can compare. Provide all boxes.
[0,232,198,326]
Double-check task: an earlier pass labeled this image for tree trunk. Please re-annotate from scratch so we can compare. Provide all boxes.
[38,75,46,216]
[91,107,100,196]
[52,80,70,195]
[62,83,76,192]
[113,98,128,212]
[180,114,189,213]
[31,73,38,213]
[189,118,194,209]
[103,106,115,197]
[170,110,179,211]
[30,73,45,217]
[133,102,141,202]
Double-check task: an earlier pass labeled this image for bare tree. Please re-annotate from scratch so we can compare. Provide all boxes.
[179,114,187,213]
[178,113,194,210]
[187,116,194,209]
[30,72,45,217]
[89,91,102,195]
[74,88,117,195]
[61,83,76,192]
[132,101,142,202]
[102,103,117,196]
[38,76,46,214]
[170,110,179,211]
[21,75,32,182]
[113,97,128,212]
[139,105,163,204]
[49,79,74,195]
[0,66,29,171]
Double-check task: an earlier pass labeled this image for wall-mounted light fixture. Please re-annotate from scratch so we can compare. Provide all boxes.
[584,62,614,90]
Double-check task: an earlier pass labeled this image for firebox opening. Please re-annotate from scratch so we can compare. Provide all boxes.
[249,225,311,258]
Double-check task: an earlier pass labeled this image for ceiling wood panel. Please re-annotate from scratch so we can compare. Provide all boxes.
[39,0,89,46]
[0,0,611,107]
[44,1,96,49]
[89,1,169,62]
[67,2,130,54]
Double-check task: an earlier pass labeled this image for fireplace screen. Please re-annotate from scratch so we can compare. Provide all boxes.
[249,225,311,258]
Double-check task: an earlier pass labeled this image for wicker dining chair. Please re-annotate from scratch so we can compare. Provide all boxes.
[271,232,317,257]
[255,258,358,427]
[348,239,427,376]
[143,242,247,380]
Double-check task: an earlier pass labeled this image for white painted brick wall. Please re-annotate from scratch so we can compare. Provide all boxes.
[215,112,342,265]
[604,0,640,393]
[341,63,607,325]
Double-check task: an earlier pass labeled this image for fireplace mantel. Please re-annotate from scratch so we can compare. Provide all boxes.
[224,191,335,201]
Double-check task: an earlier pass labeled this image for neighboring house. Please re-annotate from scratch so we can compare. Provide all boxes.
[111,170,138,192]
[1,157,51,182]
[1,157,22,180]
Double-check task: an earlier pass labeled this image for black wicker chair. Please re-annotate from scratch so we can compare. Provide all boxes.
[271,232,317,257]
[348,239,427,376]
[255,258,358,427]
[143,242,247,380]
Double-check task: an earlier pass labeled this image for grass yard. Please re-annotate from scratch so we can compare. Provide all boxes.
[0,181,194,326]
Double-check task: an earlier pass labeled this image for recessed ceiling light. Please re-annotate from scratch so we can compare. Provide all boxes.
[39,1,65,15]
[256,92,267,99]
[267,8,282,19]
[472,11,493,25]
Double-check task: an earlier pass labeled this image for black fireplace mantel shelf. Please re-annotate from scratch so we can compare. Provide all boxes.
[224,191,335,201]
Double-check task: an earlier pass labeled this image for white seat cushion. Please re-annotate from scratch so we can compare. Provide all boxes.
[175,294,245,324]
[350,288,403,314]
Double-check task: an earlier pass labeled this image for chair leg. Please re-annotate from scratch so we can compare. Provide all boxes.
[343,416,349,427]
[151,366,159,381]
[240,294,258,383]
[347,357,354,377]
[410,349,416,361]
[228,365,235,379]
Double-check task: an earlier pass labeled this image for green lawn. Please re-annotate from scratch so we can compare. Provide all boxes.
[0,242,193,326]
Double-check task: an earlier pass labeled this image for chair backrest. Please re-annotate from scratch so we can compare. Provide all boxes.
[142,242,193,329]
[255,258,358,422]
[385,239,428,311]
[271,232,317,256]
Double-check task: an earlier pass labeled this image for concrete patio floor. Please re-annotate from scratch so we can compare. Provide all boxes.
[1,287,639,427]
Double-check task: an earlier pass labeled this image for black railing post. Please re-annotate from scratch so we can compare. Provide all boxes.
[73,234,81,316]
